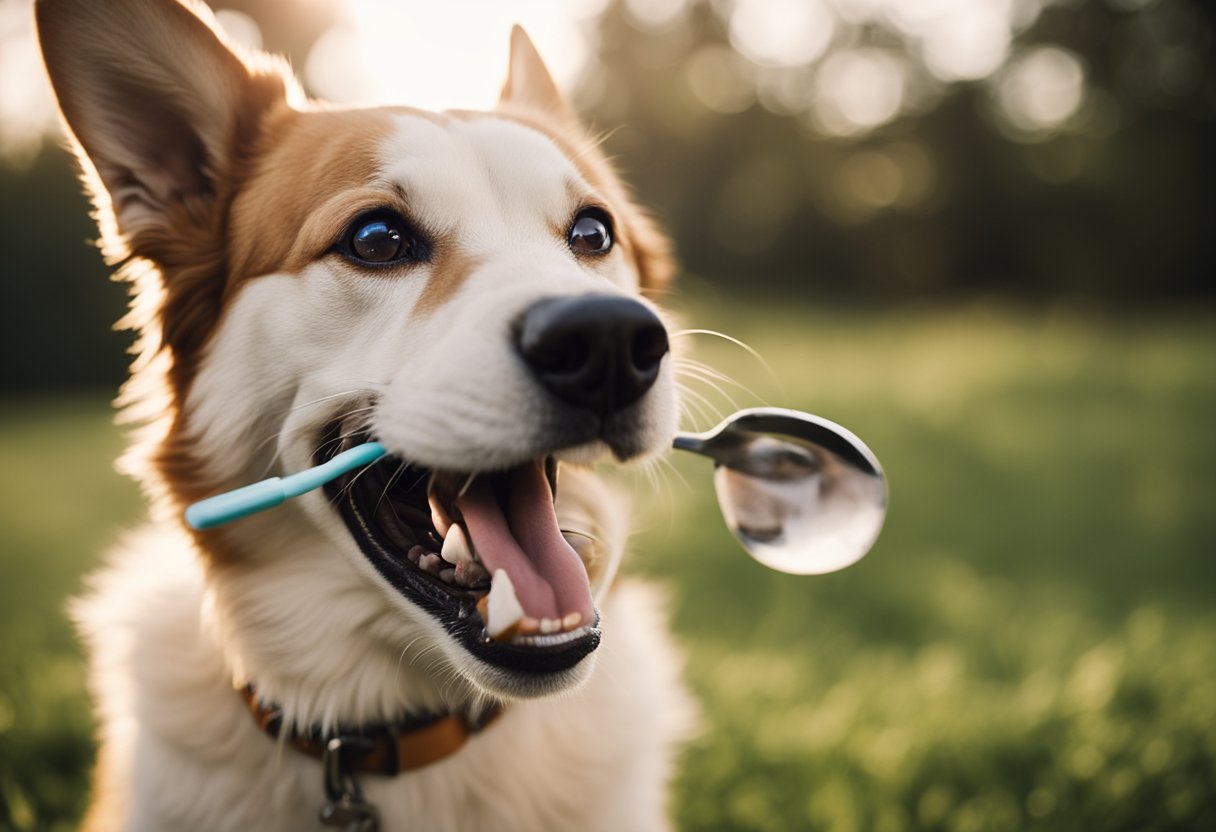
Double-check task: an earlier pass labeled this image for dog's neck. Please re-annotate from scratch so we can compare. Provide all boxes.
[238,681,503,776]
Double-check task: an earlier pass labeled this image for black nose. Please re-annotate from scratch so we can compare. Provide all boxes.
[517,295,669,415]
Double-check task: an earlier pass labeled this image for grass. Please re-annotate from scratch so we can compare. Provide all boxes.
[1,297,1214,830]
[0,397,137,830]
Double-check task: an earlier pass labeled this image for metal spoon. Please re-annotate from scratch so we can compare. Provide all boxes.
[674,408,887,575]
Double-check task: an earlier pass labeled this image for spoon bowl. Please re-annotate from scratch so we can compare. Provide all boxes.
[674,408,887,575]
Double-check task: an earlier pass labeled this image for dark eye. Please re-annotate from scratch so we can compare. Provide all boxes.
[568,209,613,255]
[342,211,418,265]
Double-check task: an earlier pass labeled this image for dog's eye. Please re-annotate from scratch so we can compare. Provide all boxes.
[568,209,613,255]
[340,211,420,266]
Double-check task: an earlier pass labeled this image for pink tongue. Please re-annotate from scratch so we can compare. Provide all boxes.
[456,462,594,623]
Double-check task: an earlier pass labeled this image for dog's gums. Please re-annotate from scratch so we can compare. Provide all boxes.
[321,420,602,674]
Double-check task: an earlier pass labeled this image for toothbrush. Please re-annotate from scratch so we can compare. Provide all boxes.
[185,442,387,530]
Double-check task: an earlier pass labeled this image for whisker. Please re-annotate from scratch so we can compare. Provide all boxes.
[635,454,661,495]
[629,454,688,545]
[408,643,440,669]
[675,368,742,412]
[677,398,711,433]
[248,399,375,476]
[374,460,410,515]
[676,383,724,426]
[286,389,374,415]
[250,400,378,479]
[394,635,429,686]
[675,385,713,426]
[328,447,386,507]
[670,328,783,394]
[660,453,693,495]
[672,356,762,401]
[646,452,692,499]
[456,471,477,499]
[309,413,376,466]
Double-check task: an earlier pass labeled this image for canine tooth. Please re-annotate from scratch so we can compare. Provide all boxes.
[439,568,456,584]
[419,553,443,573]
[561,612,582,631]
[428,495,452,538]
[440,524,473,566]
[485,570,525,641]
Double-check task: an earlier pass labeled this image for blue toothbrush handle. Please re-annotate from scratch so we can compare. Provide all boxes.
[186,479,286,529]
[185,442,388,530]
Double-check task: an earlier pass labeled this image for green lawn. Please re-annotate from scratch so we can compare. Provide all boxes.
[1,298,1214,830]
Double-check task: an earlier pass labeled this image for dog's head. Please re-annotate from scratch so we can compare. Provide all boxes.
[38,0,678,706]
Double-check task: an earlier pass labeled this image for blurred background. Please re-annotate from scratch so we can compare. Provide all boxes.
[0,0,1213,829]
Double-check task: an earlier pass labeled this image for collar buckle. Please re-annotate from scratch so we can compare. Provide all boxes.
[319,736,380,832]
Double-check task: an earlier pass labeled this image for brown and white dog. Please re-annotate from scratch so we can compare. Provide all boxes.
[37,1,691,828]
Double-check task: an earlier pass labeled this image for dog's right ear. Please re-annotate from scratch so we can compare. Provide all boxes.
[35,0,291,263]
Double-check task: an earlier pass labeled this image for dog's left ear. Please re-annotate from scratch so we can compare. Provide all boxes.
[498,25,676,295]
[498,25,578,125]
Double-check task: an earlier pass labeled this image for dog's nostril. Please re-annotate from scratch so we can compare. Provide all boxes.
[517,295,669,415]
[631,326,669,372]
[533,336,590,375]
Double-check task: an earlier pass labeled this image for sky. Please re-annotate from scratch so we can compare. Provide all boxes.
[0,0,1093,164]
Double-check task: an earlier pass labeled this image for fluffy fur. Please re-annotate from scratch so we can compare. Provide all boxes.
[37,1,693,829]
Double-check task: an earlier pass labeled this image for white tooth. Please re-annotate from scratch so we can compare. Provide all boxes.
[419,553,443,573]
[561,612,582,631]
[428,495,452,538]
[439,568,456,584]
[486,569,525,641]
[440,524,473,565]
[539,618,560,634]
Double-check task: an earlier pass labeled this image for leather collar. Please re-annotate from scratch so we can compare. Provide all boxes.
[240,684,503,776]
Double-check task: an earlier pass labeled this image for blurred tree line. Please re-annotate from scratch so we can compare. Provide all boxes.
[580,0,1214,302]
[0,0,1211,392]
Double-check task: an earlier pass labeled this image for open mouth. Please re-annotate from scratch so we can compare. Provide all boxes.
[319,422,601,676]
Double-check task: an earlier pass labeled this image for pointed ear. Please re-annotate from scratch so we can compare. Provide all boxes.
[35,0,291,261]
[498,25,577,124]
[497,24,676,295]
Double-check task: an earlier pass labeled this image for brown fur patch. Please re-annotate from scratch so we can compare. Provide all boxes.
[128,105,457,567]
[226,107,407,283]
[412,248,484,317]
[150,107,406,562]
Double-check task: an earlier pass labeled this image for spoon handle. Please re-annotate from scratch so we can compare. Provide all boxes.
[672,433,705,453]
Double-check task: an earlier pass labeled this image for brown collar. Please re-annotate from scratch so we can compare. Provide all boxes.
[240,684,503,776]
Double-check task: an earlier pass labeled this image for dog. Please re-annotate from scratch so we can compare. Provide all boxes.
[36,0,692,828]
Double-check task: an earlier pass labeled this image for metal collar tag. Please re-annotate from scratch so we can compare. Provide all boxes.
[319,736,380,832]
